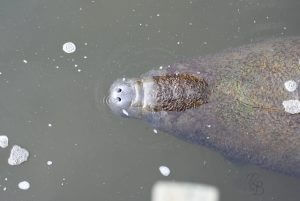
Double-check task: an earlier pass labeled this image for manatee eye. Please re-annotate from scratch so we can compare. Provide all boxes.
[117,97,121,102]
[117,88,122,93]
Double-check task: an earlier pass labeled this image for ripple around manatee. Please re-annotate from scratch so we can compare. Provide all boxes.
[95,45,179,113]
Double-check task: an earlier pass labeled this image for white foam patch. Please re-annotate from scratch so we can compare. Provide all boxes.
[282,99,300,114]
[159,166,171,176]
[62,42,76,53]
[18,181,30,190]
[284,80,298,92]
[0,135,8,148]
[8,145,29,166]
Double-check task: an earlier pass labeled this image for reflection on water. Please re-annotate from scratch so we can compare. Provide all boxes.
[0,0,299,201]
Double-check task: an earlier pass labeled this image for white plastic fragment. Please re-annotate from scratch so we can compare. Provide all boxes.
[284,80,298,92]
[0,135,8,148]
[152,181,219,201]
[62,42,76,53]
[18,181,30,190]
[282,99,300,114]
[8,145,29,166]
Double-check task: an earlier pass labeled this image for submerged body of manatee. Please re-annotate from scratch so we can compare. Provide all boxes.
[107,37,300,177]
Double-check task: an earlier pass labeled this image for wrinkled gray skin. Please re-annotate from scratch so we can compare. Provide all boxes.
[107,37,300,177]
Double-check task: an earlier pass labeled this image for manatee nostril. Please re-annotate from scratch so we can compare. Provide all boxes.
[117,97,121,102]
[117,88,122,93]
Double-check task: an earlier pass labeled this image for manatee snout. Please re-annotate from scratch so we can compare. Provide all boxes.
[108,78,136,117]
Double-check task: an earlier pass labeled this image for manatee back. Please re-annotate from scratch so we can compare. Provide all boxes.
[146,37,300,177]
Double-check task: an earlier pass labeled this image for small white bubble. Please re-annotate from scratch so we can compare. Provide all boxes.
[23,60,28,64]
[0,135,8,148]
[84,42,88,46]
[18,181,30,190]
[153,129,158,134]
[159,66,163,70]
[122,109,129,116]
[47,161,53,166]
[74,64,78,67]
[62,42,76,54]
[284,80,297,92]
[83,56,87,59]
[77,69,82,72]
[4,178,7,181]
[177,41,181,45]
[48,123,52,127]
[156,13,160,17]
[0,72,2,75]
[159,166,171,176]
[3,187,6,191]
[56,66,60,69]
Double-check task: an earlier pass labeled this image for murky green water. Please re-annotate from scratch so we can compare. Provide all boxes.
[0,0,299,200]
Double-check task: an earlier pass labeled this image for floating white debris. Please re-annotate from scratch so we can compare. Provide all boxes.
[23,60,28,64]
[8,145,29,166]
[62,42,76,54]
[48,123,52,127]
[0,135,8,148]
[284,80,298,92]
[153,129,158,134]
[152,181,219,201]
[159,166,171,176]
[122,109,129,116]
[18,181,30,190]
[47,160,53,166]
[282,99,300,114]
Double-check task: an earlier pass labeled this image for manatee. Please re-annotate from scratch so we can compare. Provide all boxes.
[107,37,300,177]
